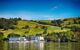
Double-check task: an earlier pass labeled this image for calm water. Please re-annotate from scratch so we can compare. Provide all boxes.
[0,41,80,50]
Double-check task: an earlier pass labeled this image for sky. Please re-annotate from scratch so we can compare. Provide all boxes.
[0,0,80,20]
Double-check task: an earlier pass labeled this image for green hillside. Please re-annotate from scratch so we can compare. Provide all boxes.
[0,20,69,38]
[0,17,80,42]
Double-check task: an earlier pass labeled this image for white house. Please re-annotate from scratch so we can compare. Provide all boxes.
[9,37,27,41]
[31,36,44,42]
[38,36,44,41]
[9,37,20,41]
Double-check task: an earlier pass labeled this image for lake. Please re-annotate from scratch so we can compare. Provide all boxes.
[0,41,80,50]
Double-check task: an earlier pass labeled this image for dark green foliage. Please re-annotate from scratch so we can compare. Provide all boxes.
[0,18,21,30]
[36,34,42,36]
[45,32,74,42]
[41,26,46,29]
[9,25,16,29]
[71,26,80,32]
[7,33,20,38]
[37,21,50,25]
[22,25,29,29]
[0,32,4,40]
[35,25,39,28]
[43,27,47,34]
[51,19,63,27]
[61,27,63,30]
[9,17,22,21]
[22,35,26,37]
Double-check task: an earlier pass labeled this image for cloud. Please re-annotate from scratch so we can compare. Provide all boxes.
[48,18,54,20]
[51,5,59,10]
[54,6,58,9]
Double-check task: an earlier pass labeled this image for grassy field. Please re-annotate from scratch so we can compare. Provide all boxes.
[0,20,70,38]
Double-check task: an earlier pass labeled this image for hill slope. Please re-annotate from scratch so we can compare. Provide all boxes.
[0,19,69,38]
[0,17,80,42]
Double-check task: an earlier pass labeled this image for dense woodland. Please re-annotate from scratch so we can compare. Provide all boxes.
[0,17,80,42]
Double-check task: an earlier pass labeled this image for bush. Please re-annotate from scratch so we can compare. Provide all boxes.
[0,32,4,40]
[7,33,20,38]
[22,25,29,29]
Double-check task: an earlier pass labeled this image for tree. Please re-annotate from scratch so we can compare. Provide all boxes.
[0,32,4,40]
[43,27,48,34]
[51,19,63,27]
[0,18,17,30]
[35,25,39,28]
[41,26,46,29]
[22,25,29,29]
[7,33,20,38]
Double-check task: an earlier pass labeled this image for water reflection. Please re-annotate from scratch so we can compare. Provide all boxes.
[0,41,4,50]
[34,41,44,50]
[0,41,80,50]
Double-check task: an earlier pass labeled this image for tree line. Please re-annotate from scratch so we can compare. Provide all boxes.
[0,18,22,30]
